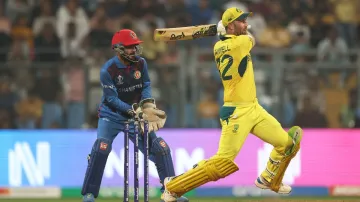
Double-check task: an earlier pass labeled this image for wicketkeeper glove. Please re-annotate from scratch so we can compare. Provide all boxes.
[127,103,143,118]
[138,98,167,132]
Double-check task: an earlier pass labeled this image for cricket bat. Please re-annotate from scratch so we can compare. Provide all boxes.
[153,24,217,42]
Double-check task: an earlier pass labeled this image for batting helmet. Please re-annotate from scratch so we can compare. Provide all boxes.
[111,29,143,48]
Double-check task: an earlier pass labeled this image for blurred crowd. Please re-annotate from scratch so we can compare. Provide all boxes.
[0,0,359,129]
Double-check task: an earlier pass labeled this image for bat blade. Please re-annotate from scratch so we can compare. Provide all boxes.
[154,24,217,42]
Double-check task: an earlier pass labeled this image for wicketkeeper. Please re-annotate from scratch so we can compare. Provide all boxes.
[81,29,188,202]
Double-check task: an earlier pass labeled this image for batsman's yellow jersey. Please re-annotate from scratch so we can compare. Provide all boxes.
[214,35,255,104]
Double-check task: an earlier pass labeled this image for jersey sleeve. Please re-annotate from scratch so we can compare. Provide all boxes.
[236,35,254,53]
[100,68,132,113]
[140,58,152,100]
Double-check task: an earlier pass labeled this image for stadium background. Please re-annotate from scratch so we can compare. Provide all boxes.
[0,0,359,201]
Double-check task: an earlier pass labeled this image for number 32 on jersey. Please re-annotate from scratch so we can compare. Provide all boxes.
[216,54,250,81]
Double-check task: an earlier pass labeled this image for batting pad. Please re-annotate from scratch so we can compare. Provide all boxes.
[166,158,239,197]
[270,126,302,192]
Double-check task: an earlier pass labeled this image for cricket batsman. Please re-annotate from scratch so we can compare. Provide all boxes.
[161,8,303,201]
[81,29,188,202]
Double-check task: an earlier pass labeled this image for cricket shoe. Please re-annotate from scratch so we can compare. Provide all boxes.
[161,194,189,202]
[162,177,179,202]
[255,176,292,194]
[82,193,95,202]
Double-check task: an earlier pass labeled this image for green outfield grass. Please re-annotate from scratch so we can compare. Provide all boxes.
[4,197,360,202]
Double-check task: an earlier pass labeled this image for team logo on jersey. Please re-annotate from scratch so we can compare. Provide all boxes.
[116,75,123,85]
[134,70,141,79]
